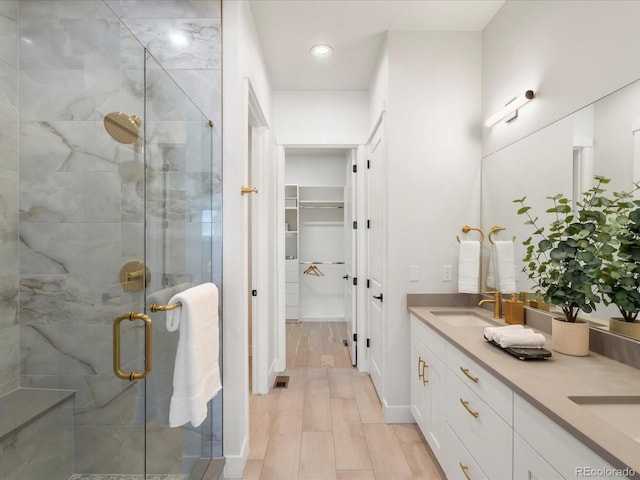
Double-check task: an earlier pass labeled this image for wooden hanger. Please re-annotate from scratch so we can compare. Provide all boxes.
[303,265,324,276]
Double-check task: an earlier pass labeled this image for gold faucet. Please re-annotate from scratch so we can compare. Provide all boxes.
[479,291,502,319]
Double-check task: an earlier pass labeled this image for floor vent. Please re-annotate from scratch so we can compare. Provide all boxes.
[343,339,348,347]
[273,375,290,389]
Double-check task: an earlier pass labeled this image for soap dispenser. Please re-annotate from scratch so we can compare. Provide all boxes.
[503,293,525,325]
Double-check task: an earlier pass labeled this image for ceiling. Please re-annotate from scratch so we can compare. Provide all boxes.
[249,0,505,91]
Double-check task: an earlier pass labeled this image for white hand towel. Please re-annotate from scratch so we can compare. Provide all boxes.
[166,282,221,428]
[494,240,517,293]
[486,245,496,289]
[458,240,480,293]
[497,331,546,349]
[484,324,526,342]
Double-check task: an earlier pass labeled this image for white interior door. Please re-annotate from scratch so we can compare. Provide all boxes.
[366,117,385,399]
[343,150,357,365]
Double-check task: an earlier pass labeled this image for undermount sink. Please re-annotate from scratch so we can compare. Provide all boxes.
[569,395,640,442]
[431,310,495,328]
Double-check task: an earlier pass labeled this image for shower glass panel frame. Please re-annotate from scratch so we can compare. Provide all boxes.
[5,1,222,478]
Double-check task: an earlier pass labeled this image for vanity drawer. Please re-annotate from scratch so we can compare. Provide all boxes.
[444,423,489,480]
[446,371,512,480]
[446,343,513,425]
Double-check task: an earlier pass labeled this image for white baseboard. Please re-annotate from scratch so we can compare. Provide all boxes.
[383,402,415,423]
[222,439,248,479]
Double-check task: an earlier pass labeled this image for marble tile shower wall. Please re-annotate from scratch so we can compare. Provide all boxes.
[0,0,223,474]
[0,0,19,398]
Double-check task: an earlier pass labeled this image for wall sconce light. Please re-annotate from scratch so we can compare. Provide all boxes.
[485,90,535,127]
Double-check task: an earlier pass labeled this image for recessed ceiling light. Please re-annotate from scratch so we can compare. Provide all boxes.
[310,44,333,57]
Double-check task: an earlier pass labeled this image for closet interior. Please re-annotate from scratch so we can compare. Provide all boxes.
[284,148,353,322]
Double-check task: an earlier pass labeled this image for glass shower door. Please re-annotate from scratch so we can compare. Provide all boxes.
[139,50,218,477]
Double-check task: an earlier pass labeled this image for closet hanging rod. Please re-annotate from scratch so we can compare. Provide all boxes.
[299,261,345,265]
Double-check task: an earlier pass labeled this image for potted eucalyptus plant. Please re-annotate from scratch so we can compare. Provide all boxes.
[598,190,640,339]
[513,176,621,355]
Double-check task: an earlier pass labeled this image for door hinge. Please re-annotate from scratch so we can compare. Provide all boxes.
[251,290,257,297]
[367,219,371,229]
[366,279,370,288]
[353,221,357,230]
[353,333,357,342]
[353,277,357,286]
[366,338,371,348]
[367,159,371,169]
[352,164,357,173]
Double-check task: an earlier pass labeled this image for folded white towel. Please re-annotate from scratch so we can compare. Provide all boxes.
[494,240,517,293]
[484,324,526,342]
[166,282,222,428]
[497,331,546,349]
[458,240,480,293]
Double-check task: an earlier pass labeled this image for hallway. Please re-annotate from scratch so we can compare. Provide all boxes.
[239,322,445,479]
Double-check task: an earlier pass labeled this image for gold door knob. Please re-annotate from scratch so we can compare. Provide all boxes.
[241,186,258,195]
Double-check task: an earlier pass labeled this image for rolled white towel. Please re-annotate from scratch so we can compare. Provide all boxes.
[483,324,526,342]
[497,331,546,349]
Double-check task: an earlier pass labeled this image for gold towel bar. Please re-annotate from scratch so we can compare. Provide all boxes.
[150,302,182,312]
[456,225,484,244]
[488,225,516,244]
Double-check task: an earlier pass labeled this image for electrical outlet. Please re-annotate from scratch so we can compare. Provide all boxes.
[442,265,453,282]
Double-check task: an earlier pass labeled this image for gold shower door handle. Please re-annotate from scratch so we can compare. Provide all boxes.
[113,311,153,381]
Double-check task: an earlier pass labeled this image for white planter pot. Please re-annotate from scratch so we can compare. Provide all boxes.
[609,317,640,341]
[551,318,589,356]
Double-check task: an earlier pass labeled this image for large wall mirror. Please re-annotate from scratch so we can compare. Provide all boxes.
[481,78,640,340]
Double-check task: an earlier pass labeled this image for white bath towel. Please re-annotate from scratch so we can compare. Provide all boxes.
[497,331,546,349]
[458,240,480,293]
[494,240,517,293]
[134,283,194,426]
[484,324,526,342]
[166,282,221,428]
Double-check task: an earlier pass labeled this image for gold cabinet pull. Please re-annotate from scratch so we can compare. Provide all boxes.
[418,356,424,380]
[113,311,153,381]
[459,398,479,419]
[460,366,479,384]
[422,361,428,386]
[459,462,472,480]
[241,186,258,195]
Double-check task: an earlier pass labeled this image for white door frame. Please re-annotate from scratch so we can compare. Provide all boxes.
[275,136,367,372]
[247,79,270,395]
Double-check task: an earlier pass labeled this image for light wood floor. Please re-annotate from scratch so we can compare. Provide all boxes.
[238,322,445,480]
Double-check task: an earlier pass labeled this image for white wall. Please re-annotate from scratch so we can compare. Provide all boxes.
[482,0,640,156]
[369,31,482,418]
[273,90,368,142]
[221,0,274,477]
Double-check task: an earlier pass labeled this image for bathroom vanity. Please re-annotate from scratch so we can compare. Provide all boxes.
[409,305,640,480]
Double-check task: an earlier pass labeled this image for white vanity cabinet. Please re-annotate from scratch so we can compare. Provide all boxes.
[514,431,564,480]
[445,343,513,480]
[513,394,616,480]
[409,314,446,464]
[409,310,623,480]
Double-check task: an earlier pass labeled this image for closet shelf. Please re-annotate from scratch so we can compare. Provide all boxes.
[299,201,343,208]
[299,261,345,265]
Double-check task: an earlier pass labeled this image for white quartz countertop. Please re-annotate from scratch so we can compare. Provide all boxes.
[408,306,640,473]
